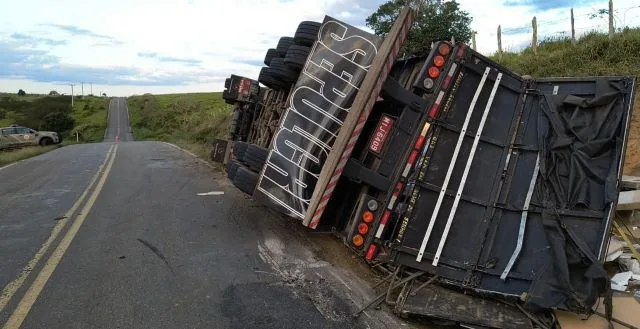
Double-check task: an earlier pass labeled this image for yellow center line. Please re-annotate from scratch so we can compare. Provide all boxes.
[3,144,119,329]
[0,143,115,314]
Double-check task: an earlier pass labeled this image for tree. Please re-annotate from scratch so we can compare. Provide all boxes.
[17,89,26,96]
[42,112,75,133]
[366,0,473,55]
[102,93,107,97]
[49,90,59,96]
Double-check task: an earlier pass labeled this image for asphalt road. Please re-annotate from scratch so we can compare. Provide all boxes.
[0,98,409,329]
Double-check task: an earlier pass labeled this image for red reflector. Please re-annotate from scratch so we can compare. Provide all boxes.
[415,135,426,150]
[428,67,440,78]
[408,150,418,165]
[443,75,452,89]
[358,223,369,235]
[438,43,451,56]
[366,244,377,261]
[433,55,445,67]
[380,211,391,225]
[429,104,440,118]
[393,182,404,196]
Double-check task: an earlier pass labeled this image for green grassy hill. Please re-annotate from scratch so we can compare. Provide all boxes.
[493,28,640,173]
[127,92,231,158]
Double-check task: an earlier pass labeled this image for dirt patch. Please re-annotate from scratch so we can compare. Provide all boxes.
[623,89,640,175]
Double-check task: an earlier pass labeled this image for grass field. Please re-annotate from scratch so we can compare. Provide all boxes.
[69,96,110,142]
[492,28,640,174]
[127,92,231,159]
[0,145,58,167]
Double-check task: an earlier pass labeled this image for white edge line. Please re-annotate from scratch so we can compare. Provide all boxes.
[161,142,215,169]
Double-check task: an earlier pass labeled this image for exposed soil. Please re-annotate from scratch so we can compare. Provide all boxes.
[623,89,640,175]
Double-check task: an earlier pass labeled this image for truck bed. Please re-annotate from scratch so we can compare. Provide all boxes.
[390,46,636,323]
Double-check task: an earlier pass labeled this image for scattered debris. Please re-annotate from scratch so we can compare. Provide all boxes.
[197,191,224,196]
[52,216,66,221]
[118,255,126,259]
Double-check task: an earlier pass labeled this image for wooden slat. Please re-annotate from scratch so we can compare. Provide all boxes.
[622,175,640,190]
[617,190,640,211]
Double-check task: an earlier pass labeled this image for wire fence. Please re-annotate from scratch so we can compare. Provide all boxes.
[475,2,640,54]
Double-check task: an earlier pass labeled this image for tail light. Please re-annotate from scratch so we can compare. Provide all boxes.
[358,223,369,235]
[438,43,451,56]
[362,211,374,223]
[433,55,445,67]
[352,234,364,247]
[428,67,440,78]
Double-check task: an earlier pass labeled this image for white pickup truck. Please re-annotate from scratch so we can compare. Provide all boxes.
[0,125,61,150]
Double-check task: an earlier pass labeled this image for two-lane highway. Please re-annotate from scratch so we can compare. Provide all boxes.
[0,98,406,329]
[104,97,133,142]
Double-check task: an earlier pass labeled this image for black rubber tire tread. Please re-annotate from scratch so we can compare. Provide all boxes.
[268,58,298,83]
[224,78,231,89]
[284,45,310,70]
[232,166,259,195]
[242,144,269,171]
[258,67,287,90]
[264,48,277,66]
[233,141,249,161]
[276,37,294,56]
[226,159,242,179]
[294,21,321,45]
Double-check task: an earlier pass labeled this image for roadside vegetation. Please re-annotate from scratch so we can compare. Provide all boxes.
[0,145,58,167]
[127,93,230,159]
[0,92,109,143]
[491,28,640,174]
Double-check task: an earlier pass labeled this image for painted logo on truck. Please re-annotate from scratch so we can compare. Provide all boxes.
[254,16,383,220]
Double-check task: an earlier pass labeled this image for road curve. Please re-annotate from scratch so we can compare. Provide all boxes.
[0,98,408,329]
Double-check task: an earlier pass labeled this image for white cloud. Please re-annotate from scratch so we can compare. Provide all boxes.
[2,0,638,95]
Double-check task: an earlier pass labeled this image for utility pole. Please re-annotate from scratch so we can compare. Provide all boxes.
[609,0,614,41]
[69,84,76,107]
[90,83,93,96]
[81,82,84,96]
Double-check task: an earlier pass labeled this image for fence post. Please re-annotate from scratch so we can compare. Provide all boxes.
[472,31,477,50]
[532,16,538,56]
[571,8,576,45]
[609,0,614,40]
[497,25,502,60]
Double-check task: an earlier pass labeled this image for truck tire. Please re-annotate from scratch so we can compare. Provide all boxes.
[269,58,298,83]
[284,45,310,70]
[229,106,242,137]
[242,144,269,171]
[264,48,277,66]
[232,166,259,195]
[224,78,231,89]
[233,141,249,161]
[294,21,321,46]
[258,67,287,90]
[226,159,242,179]
[276,37,294,56]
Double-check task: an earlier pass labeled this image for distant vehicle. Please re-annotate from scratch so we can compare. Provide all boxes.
[0,125,61,149]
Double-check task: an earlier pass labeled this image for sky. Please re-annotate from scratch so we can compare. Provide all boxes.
[0,0,638,96]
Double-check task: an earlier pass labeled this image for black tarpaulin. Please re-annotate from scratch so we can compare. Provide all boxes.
[526,79,627,314]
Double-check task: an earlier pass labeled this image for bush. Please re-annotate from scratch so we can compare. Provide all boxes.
[43,112,75,133]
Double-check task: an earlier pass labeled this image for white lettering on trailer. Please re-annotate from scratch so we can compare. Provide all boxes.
[256,19,380,219]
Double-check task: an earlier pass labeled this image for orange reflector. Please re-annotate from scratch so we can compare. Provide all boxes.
[428,67,440,78]
[433,55,445,67]
[438,43,451,56]
[366,244,377,261]
[362,211,374,223]
[358,223,369,235]
[352,234,364,247]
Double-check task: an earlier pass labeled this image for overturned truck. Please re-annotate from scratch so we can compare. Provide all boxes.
[214,8,637,329]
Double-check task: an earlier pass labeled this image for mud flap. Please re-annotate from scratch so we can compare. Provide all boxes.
[211,138,229,163]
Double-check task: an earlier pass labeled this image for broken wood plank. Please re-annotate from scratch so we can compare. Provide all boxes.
[617,190,640,211]
[622,175,640,190]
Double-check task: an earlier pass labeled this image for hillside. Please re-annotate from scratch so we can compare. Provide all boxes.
[127,92,230,158]
[494,28,640,174]
[0,94,109,143]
